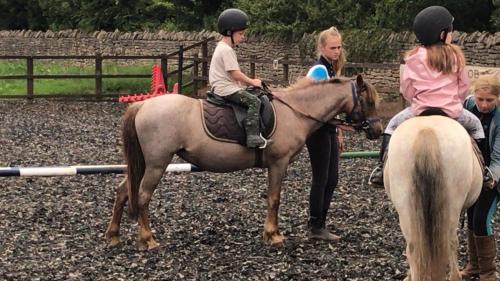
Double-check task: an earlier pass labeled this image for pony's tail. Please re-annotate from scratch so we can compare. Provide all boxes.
[123,102,145,221]
[411,128,449,280]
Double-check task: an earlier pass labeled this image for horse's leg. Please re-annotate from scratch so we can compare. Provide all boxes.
[262,160,288,246]
[449,228,461,281]
[105,177,128,246]
[403,270,412,281]
[136,165,168,251]
[403,243,413,281]
[399,214,415,281]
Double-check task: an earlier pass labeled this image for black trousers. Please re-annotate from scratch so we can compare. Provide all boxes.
[306,125,339,227]
[466,184,499,236]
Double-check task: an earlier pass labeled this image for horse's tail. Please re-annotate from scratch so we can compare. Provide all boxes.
[123,102,145,221]
[411,128,450,280]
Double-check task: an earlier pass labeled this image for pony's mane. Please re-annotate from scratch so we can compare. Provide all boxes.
[285,76,350,92]
[280,75,380,110]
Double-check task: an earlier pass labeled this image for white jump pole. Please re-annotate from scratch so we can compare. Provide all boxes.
[0,164,201,177]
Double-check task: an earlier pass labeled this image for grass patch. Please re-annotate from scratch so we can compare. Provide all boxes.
[0,60,184,96]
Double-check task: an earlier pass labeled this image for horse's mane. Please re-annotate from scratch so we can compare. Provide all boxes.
[279,75,380,110]
[285,76,350,92]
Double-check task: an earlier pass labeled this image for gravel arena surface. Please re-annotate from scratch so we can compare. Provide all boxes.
[0,99,498,281]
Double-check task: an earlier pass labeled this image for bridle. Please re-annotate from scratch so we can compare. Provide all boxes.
[267,80,381,131]
[344,81,382,131]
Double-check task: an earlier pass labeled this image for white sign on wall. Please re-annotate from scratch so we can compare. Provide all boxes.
[464,65,500,81]
[399,65,500,84]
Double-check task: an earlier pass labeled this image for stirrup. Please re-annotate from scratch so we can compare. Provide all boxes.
[483,167,495,189]
[258,134,271,149]
[368,166,384,187]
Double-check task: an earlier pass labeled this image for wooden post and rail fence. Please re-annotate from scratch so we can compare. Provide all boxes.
[0,37,402,100]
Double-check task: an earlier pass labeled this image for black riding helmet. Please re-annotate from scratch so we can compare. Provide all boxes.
[217,8,249,36]
[413,6,454,46]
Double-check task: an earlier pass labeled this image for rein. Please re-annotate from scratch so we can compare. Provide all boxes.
[270,94,332,125]
[268,81,371,130]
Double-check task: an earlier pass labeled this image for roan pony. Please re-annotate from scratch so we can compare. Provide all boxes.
[384,115,482,281]
[106,75,383,250]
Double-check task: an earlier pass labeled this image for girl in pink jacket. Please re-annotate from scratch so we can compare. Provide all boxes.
[369,6,487,186]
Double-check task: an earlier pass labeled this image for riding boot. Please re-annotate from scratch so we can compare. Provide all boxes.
[368,133,391,187]
[460,229,480,278]
[308,216,340,241]
[244,116,265,148]
[475,235,498,280]
[471,139,495,189]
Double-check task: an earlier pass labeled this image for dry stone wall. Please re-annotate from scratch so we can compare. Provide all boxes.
[0,29,498,95]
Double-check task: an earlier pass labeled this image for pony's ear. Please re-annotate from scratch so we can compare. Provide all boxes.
[356,75,364,88]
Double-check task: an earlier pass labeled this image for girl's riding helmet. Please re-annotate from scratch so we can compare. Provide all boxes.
[217,8,250,36]
[413,6,454,46]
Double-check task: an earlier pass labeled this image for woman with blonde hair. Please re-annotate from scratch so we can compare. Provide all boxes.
[461,74,500,280]
[304,26,346,241]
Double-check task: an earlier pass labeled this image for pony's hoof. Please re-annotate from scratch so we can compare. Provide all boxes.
[107,236,122,247]
[137,239,160,251]
[263,231,285,246]
[270,235,285,246]
[105,229,122,247]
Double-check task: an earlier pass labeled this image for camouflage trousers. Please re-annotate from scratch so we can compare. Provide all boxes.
[225,90,262,129]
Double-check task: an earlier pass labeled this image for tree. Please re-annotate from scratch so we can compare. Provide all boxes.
[0,0,496,32]
[75,0,152,31]
[368,0,496,32]
[236,0,497,39]
[234,0,371,38]
[37,0,80,30]
[0,0,47,30]
[152,0,233,31]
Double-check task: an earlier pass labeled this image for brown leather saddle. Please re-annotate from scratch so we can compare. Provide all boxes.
[200,88,276,145]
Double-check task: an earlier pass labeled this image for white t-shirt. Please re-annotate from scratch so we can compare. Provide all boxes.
[209,41,243,96]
